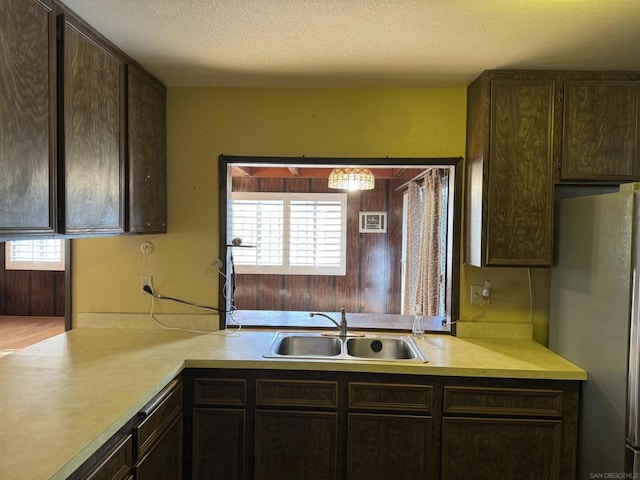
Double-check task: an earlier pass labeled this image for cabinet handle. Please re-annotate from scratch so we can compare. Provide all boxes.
[138,379,180,417]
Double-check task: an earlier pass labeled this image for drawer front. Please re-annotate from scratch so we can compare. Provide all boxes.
[83,434,132,480]
[349,382,432,412]
[194,378,246,406]
[136,380,183,457]
[256,379,338,408]
[443,386,563,417]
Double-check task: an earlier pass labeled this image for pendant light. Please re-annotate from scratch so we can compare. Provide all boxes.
[327,167,375,191]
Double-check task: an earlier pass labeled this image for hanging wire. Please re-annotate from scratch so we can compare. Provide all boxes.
[142,249,240,335]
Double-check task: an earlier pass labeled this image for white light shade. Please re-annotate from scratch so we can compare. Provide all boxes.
[328,167,375,191]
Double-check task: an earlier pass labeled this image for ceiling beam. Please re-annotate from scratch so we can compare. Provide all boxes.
[232,166,253,176]
[229,166,425,179]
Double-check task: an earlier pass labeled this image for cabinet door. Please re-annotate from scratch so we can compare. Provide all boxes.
[486,79,555,266]
[127,65,167,233]
[0,0,56,235]
[347,413,432,480]
[561,80,640,181]
[441,417,562,480]
[255,410,338,480]
[60,14,125,234]
[134,413,182,480]
[192,408,244,480]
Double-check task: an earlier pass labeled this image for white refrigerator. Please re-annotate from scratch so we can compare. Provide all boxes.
[550,182,640,478]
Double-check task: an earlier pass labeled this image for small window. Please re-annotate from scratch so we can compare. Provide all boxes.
[231,192,347,275]
[5,239,66,271]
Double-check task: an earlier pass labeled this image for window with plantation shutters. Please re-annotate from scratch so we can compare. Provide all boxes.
[5,239,65,271]
[231,192,347,275]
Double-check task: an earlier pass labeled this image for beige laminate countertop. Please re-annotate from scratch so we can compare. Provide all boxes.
[0,327,586,480]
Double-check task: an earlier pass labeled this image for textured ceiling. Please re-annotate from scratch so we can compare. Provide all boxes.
[59,0,640,87]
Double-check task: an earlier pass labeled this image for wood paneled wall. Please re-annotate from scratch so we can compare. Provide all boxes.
[232,177,404,314]
[0,243,65,316]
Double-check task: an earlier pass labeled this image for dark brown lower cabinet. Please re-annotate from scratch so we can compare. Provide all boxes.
[440,381,576,480]
[183,369,579,480]
[346,380,434,479]
[253,377,339,480]
[187,377,247,480]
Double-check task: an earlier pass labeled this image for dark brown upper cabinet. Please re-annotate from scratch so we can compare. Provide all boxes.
[560,75,640,182]
[1,1,166,239]
[127,65,167,233]
[58,14,126,234]
[466,70,640,267]
[465,72,558,267]
[0,0,57,236]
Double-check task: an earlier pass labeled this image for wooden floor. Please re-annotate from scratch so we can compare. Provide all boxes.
[0,316,65,355]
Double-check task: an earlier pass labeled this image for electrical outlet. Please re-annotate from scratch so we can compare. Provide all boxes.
[140,276,153,295]
[470,285,484,305]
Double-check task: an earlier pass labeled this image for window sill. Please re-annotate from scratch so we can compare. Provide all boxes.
[227,310,450,334]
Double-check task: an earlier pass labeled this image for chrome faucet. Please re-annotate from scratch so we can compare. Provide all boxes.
[309,308,348,338]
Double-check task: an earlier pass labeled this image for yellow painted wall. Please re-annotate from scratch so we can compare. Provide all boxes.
[73,87,550,344]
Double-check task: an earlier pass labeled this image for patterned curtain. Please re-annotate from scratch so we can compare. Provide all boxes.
[403,182,422,315]
[416,170,443,315]
[403,170,444,316]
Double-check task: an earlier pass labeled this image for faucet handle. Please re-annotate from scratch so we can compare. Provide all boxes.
[338,308,347,337]
[335,309,365,338]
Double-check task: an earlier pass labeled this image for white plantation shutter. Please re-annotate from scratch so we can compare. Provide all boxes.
[289,197,344,270]
[231,194,284,268]
[231,192,347,275]
[5,239,65,271]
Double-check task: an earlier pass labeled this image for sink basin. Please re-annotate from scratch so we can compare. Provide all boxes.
[262,332,428,363]
[274,334,342,357]
[346,337,422,360]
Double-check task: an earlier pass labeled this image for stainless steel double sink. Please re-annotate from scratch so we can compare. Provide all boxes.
[262,331,428,363]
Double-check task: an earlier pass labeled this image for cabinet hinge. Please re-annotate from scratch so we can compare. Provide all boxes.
[56,26,61,40]
[557,159,562,170]
[558,91,564,102]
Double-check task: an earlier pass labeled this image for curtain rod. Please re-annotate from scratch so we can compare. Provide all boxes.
[394,167,443,191]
